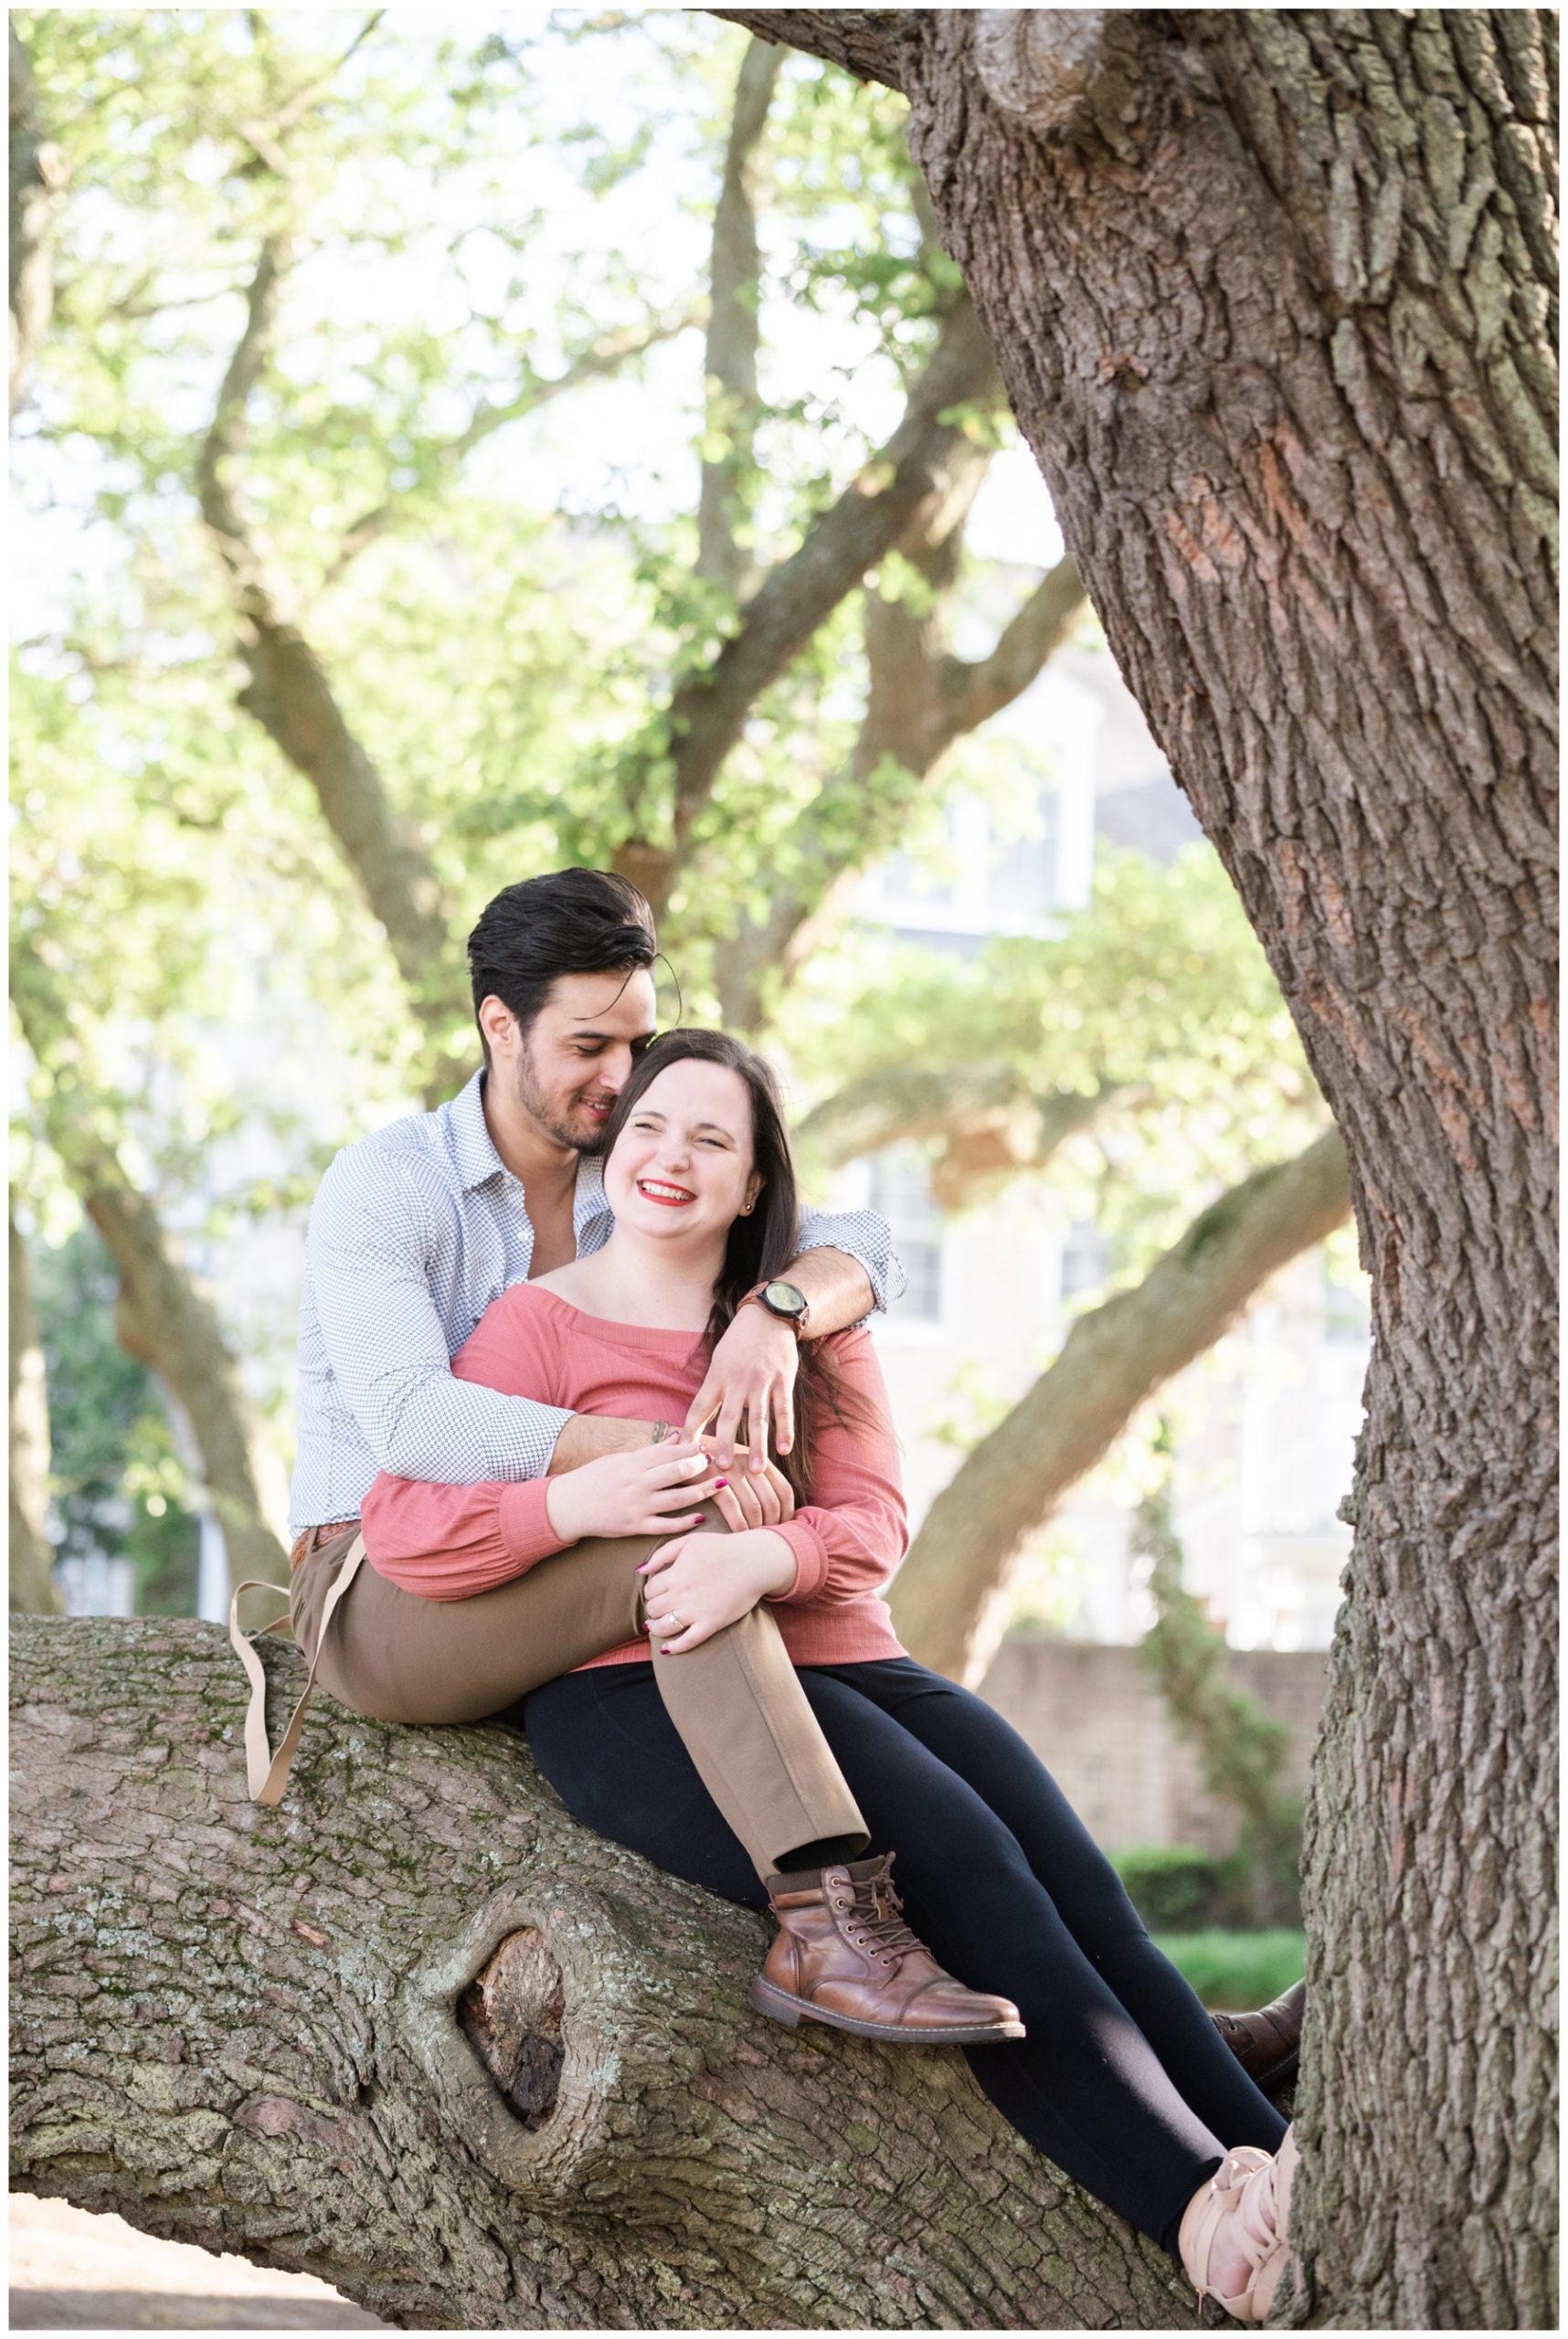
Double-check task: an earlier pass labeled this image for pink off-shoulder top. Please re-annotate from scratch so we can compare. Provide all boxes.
[358,1283,908,1669]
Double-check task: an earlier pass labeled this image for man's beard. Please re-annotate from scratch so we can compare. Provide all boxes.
[511,1045,606,1155]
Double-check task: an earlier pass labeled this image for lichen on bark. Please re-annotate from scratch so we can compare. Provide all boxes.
[11,1615,1196,2330]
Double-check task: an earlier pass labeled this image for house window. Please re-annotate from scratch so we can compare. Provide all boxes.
[861,786,1065,937]
[866,1148,944,1324]
[1060,1218,1113,1302]
[983,790,1062,926]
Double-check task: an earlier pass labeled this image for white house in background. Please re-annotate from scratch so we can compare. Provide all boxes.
[835,634,1366,1653]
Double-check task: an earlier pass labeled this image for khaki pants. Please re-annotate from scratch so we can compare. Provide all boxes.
[289,1508,868,1880]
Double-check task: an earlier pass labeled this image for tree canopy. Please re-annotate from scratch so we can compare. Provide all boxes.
[13,9,1344,1644]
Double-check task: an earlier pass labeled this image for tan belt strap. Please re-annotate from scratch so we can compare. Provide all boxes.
[228,1533,367,1807]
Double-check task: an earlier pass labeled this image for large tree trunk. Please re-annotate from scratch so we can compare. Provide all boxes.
[9,1206,62,1615]
[720,14,1559,2327]
[11,1615,1196,2332]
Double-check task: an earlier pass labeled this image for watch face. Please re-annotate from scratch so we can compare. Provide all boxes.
[765,1280,807,1316]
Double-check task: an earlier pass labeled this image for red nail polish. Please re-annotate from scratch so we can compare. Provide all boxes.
[660,1645,671,1654]
[715,1477,728,1488]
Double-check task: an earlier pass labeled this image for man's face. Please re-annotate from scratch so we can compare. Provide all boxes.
[490,968,659,1153]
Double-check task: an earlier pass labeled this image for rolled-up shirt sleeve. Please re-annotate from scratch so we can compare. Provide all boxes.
[793,1203,906,1321]
[765,1328,907,1606]
[307,1151,573,1484]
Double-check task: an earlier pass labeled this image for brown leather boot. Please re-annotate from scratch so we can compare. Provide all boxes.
[1211,1979,1306,2090]
[749,1853,1026,2045]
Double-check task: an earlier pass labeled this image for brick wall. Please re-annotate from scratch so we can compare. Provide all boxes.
[975,1637,1329,1854]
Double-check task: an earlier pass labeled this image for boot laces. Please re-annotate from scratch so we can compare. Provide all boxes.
[846,1869,924,1963]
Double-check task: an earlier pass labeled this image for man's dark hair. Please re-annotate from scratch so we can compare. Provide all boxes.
[467,869,656,1060]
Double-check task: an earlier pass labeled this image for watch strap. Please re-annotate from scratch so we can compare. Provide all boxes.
[743,1282,809,1338]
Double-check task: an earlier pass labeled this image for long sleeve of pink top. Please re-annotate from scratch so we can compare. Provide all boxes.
[358,1283,909,1667]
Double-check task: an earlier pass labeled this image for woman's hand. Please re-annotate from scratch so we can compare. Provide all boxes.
[544,1439,721,1544]
[698,1437,796,1531]
[638,1528,797,1653]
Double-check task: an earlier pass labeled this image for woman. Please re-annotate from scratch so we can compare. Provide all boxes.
[357,1030,1300,2322]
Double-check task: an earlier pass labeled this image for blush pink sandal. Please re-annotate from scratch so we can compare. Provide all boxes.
[1178,2130,1300,2323]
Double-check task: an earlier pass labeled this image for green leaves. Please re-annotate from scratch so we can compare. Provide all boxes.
[14,12,1326,1616]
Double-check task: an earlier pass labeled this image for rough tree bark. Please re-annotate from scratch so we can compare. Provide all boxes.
[11,1616,1200,2332]
[9,1206,62,1615]
[892,1127,1352,1688]
[719,13,1559,2326]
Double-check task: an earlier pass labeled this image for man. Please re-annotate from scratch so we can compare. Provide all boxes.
[285,867,1303,2081]
[285,866,1019,2043]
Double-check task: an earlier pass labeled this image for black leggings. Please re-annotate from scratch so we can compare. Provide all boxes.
[522,1656,1287,2255]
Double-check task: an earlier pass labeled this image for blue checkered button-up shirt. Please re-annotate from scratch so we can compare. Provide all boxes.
[288,1069,902,1535]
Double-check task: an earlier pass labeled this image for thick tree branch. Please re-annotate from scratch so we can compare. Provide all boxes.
[697,37,783,598]
[9,22,69,414]
[12,1616,1194,2331]
[196,235,467,1076]
[713,10,920,92]
[9,1206,61,1615]
[12,973,291,1591]
[715,520,1083,1032]
[616,291,1002,916]
[799,1065,1126,1210]
[938,548,1085,735]
[891,1127,1352,1685]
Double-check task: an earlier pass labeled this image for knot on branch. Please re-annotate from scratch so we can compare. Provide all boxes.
[399,1888,628,2203]
[973,9,1109,132]
[458,1926,566,2133]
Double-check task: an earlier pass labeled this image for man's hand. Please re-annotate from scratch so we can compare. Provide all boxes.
[638,1527,797,1652]
[683,1305,799,1470]
[698,1436,796,1530]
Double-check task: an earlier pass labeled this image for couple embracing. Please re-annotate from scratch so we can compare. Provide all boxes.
[255,866,1306,2322]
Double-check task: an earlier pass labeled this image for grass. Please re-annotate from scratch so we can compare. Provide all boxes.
[1152,1929,1306,2009]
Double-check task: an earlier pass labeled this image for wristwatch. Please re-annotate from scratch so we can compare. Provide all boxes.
[742,1279,810,1338]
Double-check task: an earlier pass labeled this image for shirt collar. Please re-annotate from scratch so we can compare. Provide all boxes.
[448,1071,614,1226]
[572,1151,609,1233]
[447,1069,509,1193]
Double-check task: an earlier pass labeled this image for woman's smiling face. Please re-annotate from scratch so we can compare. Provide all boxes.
[604,1057,762,1244]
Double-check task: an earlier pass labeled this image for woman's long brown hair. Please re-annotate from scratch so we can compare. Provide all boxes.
[599,1029,874,1500]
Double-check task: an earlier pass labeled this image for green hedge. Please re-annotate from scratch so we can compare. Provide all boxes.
[1112,1845,1234,1931]
[1153,1929,1306,2010]
[1111,1843,1301,1933]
